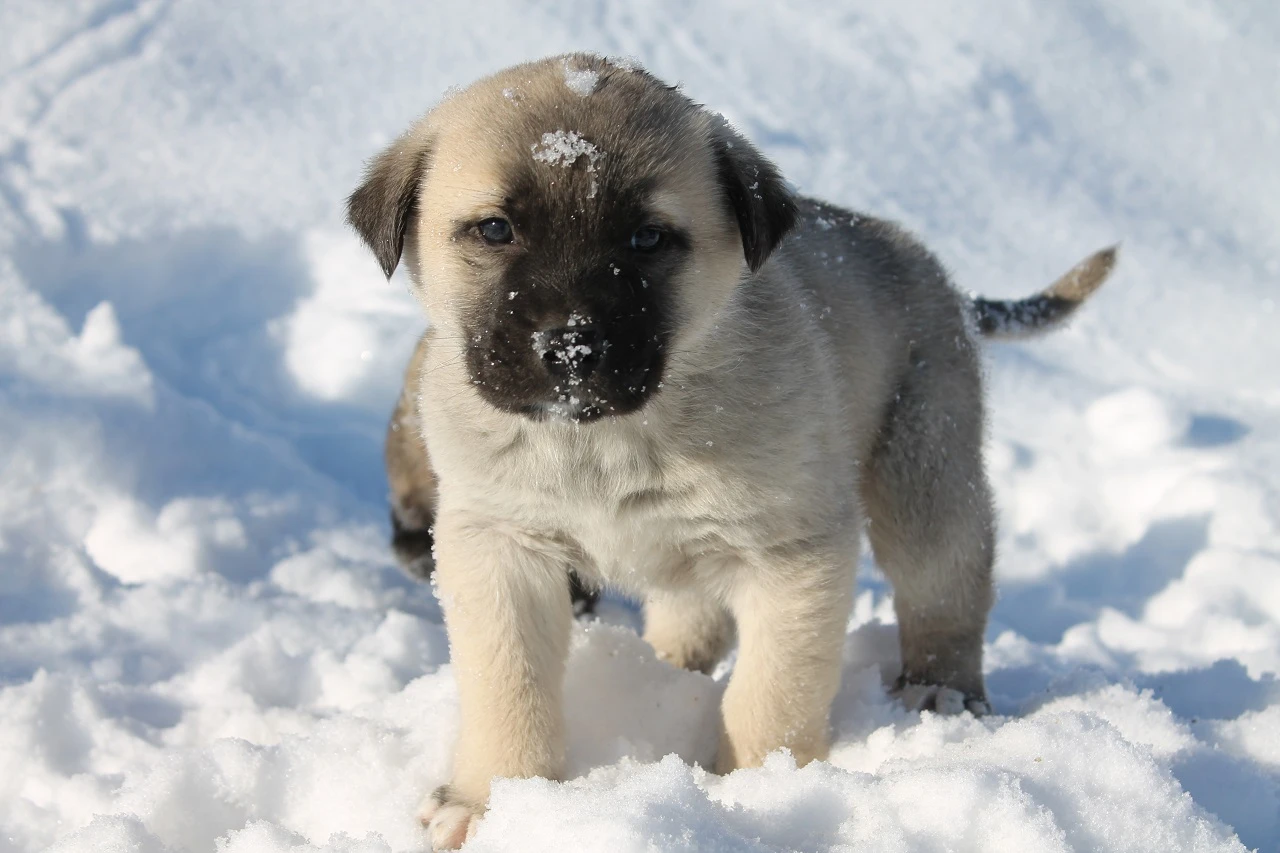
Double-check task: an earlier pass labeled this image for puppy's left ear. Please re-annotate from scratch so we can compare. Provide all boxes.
[709,117,797,273]
[346,129,434,279]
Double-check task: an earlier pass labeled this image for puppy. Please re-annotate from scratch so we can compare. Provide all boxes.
[348,54,1114,849]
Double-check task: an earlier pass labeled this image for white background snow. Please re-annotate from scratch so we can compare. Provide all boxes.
[2,2,1278,851]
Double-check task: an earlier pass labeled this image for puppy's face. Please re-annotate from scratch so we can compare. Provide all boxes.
[348,55,796,422]
[419,113,700,423]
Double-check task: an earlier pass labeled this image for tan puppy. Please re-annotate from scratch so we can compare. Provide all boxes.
[348,54,1114,849]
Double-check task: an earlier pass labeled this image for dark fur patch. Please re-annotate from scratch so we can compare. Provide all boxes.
[970,294,1076,337]
[459,206,682,421]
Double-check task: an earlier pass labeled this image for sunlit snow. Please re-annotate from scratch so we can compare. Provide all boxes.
[1,3,1278,852]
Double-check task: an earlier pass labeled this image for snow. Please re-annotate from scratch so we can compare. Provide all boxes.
[531,130,604,170]
[562,60,600,97]
[531,129,605,198]
[1,3,1278,852]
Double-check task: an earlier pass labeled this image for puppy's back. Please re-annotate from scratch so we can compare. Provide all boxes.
[763,199,976,454]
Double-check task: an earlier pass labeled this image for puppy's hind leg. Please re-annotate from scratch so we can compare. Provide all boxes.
[386,333,439,581]
[717,546,854,773]
[861,351,996,716]
[643,589,733,674]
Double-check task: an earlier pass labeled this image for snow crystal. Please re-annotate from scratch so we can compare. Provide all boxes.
[562,60,599,97]
[532,130,605,198]
[531,130,604,170]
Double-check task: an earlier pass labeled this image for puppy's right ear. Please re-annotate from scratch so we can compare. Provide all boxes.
[346,132,434,279]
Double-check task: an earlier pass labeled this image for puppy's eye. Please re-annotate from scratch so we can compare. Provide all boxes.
[477,217,514,245]
[630,227,664,251]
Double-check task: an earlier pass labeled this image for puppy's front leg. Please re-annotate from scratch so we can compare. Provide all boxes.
[717,548,853,773]
[422,512,572,849]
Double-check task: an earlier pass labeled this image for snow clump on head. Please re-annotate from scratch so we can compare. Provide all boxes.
[532,130,606,198]
[562,59,599,97]
[531,130,604,169]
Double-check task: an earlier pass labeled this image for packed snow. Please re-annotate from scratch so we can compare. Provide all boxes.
[2,2,1278,852]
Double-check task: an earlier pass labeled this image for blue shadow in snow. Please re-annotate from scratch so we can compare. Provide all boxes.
[12,223,402,508]
[993,515,1210,645]
[1183,413,1249,449]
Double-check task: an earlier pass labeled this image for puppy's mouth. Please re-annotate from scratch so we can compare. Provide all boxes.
[516,374,658,424]
[521,398,603,423]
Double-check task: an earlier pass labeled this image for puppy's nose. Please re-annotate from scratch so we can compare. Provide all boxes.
[535,325,603,378]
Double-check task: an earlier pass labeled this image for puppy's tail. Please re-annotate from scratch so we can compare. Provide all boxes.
[970,246,1117,340]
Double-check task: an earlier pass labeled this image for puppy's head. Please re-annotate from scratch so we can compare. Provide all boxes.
[348,54,795,422]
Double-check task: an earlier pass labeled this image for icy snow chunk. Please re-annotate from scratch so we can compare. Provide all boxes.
[562,59,599,96]
[1,671,166,851]
[531,130,605,197]
[531,130,604,170]
[73,303,148,390]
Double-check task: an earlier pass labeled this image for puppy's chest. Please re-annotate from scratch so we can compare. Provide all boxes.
[500,432,739,586]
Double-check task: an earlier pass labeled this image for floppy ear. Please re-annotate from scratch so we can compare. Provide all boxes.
[346,131,434,278]
[709,117,797,273]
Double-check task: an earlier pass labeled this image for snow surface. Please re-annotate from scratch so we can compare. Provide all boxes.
[2,2,1278,852]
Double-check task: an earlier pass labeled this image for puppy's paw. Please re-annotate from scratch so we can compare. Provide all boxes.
[895,682,992,717]
[419,785,482,850]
